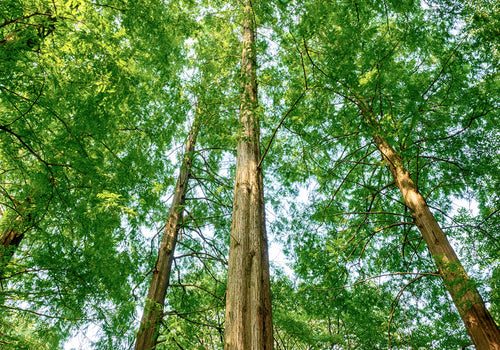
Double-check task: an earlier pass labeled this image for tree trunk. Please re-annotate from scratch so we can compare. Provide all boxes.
[134,119,199,350]
[0,215,25,279]
[224,0,274,349]
[371,130,500,350]
[0,218,25,305]
[0,228,24,260]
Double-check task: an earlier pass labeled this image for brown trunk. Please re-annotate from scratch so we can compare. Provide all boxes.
[1,228,24,258]
[134,120,199,350]
[224,0,274,349]
[372,131,500,349]
[0,219,25,306]
[0,201,33,271]
[0,218,25,278]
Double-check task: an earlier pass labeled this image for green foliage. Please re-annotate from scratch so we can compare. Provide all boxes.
[0,311,62,349]
[1,0,196,346]
[0,0,499,348]
[266,0,499,348]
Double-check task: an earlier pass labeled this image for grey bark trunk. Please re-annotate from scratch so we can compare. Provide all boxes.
[224,0,274,349]
[134,120,199,350]
[372,130,500,350]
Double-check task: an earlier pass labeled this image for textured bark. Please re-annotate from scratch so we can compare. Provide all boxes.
[0,216,25,278]
[134,121,199,350]
[0,218,25,306]
[372,131,500,350]
[224,0,274,349]
[0,228,24,258]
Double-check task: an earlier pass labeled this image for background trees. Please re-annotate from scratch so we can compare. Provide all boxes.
[1,0,498,349]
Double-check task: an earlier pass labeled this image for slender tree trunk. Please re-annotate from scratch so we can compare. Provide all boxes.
[371,128,500,349]
[134,119,199,350]
[0,218,25,305]
[224,0,273,349]
[0,228,24,260]
[0,215,25,278]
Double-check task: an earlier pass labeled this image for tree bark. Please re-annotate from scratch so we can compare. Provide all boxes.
[371,128,500,350]
[0,214,25,279]
[134,120,199,350]
[0,218,25,306]
[224,0,274,349]
[0,228,24,260]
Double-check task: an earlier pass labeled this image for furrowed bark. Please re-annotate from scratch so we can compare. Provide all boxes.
[134,120,199,350]
[371,127,500,350]
[224,0,274,349]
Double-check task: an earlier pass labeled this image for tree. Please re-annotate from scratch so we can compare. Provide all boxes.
[1,0,191,347]
[1,0,499,349]
[269,0,500,348]
[135,113,199,350]
[224,0,274,348]
[368,112,500,348]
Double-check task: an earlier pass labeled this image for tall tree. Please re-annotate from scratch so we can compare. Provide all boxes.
[135,113,199,350]
[365,107,500,348]
[0,0,191,347]
[267,0,500,348]
[1,0,499,348]
[224,0,274,348]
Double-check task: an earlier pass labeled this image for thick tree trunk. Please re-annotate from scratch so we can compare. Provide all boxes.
[134,120,199,350]
[224,0,274,349]
[372,131,500,350]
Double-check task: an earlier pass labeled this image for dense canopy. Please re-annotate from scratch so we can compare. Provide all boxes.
[1,0,499,349]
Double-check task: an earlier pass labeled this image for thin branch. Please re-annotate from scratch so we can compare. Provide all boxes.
[0,304,89,321]
[388,271,439,349]
[258,90,306,168]
[0,12,53,29]
[421,36,466,99]
[300,271,439,292]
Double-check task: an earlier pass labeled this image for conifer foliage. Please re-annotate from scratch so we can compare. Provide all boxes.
[1,0,499,349]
